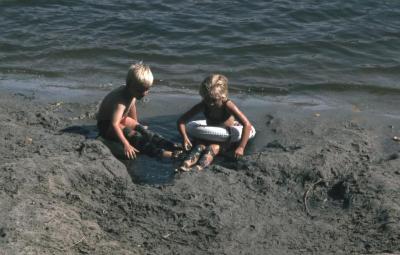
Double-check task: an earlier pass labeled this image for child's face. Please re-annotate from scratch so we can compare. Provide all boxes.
[128,84,150,99]
[204,96,223,108]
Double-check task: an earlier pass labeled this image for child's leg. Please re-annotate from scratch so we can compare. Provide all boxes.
[192,144,220,171]
[125,130,166,158]
[179,144,206,171]
[120,116,139,130]
[122,121,181,159]
[135,124,181,151]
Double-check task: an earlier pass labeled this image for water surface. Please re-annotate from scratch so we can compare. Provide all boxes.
[1,0,399,95]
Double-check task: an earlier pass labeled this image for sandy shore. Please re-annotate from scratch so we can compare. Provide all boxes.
[0,89,399,254]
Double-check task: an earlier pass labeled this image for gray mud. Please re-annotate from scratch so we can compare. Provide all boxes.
[0,90,399,254]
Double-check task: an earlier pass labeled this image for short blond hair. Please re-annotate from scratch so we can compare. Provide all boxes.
[126,63,153,89]
[199,74,228,103]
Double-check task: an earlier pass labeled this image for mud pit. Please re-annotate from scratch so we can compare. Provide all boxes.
[0,91,399,254]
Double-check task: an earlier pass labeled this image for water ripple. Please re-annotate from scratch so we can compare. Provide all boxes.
[0,0,399,93]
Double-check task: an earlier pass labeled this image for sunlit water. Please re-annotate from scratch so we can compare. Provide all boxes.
[2,1,400,184]
[1,0,399,94]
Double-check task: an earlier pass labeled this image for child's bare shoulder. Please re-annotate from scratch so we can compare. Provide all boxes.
[225,99,237,108]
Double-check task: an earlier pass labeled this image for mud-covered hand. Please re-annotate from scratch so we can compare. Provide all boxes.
[183,137,192,151]
[234,146,244,159]
[124,143,140,159]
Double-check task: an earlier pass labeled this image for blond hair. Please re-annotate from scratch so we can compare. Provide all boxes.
[126,63,153,89]
[199,74,228,103]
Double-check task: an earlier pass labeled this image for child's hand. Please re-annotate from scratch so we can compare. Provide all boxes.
[124,143,140,159]
[183,138,192,151]
[234,146,244,159]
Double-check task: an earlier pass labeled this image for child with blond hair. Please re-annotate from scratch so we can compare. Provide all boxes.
[177,74,253,171]
[97,63,179,159]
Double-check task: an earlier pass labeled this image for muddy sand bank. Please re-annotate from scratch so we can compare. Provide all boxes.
[0,89,399,254]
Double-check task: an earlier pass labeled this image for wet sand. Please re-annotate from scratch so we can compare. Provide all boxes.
[0,88,399,254]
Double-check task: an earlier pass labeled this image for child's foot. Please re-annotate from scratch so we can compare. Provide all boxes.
[160,150,173,158]
[177,163,191,172]
[161,149,186,159]
[181,144,205,168]
[190,165,204,171]
[175,164,204,172]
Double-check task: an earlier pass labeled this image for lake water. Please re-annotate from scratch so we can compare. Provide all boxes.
[1,0,400,96]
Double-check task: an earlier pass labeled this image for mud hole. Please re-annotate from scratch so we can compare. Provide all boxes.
[0,92,399,254]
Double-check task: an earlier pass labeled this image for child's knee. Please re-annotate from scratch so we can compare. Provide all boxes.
[121,117,138,129]
[208,144,220,155]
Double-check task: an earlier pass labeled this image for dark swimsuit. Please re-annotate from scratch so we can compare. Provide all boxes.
[203,100,232,125]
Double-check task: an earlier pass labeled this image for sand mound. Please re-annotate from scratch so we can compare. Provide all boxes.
[0,92,399,254]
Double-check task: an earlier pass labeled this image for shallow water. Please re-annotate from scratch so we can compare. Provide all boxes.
[2,1,400,184]
[1,0,400,95]
[125,90,400,184]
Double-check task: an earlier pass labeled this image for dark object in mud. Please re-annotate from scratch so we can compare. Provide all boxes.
[0,228,6,238]
[265,140,302,152]
[304,179,354,218]
[328,180,352,209]
[387,153,399,161]
[328,181,348,200]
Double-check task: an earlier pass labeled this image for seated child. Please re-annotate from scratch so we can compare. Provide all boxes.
[97,63,180,159]
[177,74,253,171]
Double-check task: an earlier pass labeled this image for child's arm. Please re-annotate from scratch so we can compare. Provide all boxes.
[112,104,139,159]
[226,100,252,158]
[177,102,204,150]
